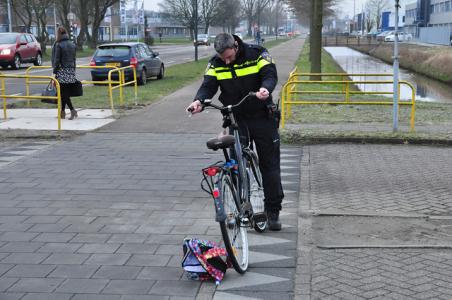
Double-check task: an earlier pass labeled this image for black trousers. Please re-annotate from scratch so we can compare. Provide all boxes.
[238,116,284,212]
[60,83,75,111]
[61,95,74,111]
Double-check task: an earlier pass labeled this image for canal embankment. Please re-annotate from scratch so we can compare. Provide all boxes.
[280,40,452,145]
[349,43,452,84]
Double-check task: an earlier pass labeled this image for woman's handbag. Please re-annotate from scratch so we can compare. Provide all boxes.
[71,80,83,97]
[41,80,57,104]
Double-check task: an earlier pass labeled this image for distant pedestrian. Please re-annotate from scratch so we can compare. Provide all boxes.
[159,32,163,43]
[52,26,79,120]
[256,30,262,46]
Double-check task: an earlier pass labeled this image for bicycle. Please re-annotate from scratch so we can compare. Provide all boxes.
[189,92,268,274]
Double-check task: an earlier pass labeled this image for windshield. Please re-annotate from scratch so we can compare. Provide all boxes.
[197,34,208,39]
[0,34,17,44]
[95,46,130,57]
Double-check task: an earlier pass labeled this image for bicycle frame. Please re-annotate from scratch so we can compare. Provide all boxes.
[202,99,254,215]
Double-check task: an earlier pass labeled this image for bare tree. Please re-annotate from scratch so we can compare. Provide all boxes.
[75,0,92,50]
[255,0,272,29]
[287,0,337,74]
[32,0,53,53]
[11,0,34,33]
[199,0,221,33]
[365,0,389,31]
[73,0,119,49]
[55,0,72,35]
[212,0,241,33]
[269,0,285,36]
[89,0,119,48]
[241,0,256,36]
[160,0,198,39]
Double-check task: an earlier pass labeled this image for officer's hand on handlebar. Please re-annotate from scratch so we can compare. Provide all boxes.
[186,100,203,114]
[255,87,269,100]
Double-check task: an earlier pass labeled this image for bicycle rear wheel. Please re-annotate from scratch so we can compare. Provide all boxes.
[219,174,249,274]
[245,152,267,232]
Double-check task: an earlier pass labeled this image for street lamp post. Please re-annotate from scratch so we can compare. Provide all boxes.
[7,0,12,32]
[194,0,198,61]
[393,0,400,132]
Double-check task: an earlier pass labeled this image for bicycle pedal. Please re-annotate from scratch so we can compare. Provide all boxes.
[227,218,236,229]
[241,218,250,226]
[253,213,267,224]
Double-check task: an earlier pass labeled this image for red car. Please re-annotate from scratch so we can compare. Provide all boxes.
[0,32,42,70]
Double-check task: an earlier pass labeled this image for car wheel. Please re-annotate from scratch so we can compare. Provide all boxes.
[157,65,164,80]
[137,68,147,85]
[11,55,21,70]
[0,64,7,69]
[33,53,42,66]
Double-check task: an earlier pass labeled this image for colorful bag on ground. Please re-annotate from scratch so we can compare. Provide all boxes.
[182,238,230,285]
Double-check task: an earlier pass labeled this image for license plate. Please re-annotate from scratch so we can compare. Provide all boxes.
[106,62,120,67]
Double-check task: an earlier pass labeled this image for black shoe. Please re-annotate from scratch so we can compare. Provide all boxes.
[266,210,282,231]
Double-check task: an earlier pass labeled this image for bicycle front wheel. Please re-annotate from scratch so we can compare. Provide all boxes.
[219,174,249,274]
[245,152,267,232]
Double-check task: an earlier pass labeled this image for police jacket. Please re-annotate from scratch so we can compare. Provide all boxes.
[194,35,277,118]
[52,34,76,72]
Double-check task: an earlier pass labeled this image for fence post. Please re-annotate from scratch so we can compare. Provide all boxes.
[1,78,6,119]
[119,70,124,106]
[345,81,350,103]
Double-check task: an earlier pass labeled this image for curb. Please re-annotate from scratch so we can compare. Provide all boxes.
[281,135,452,146]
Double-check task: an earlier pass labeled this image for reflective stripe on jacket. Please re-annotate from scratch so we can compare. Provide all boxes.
[195,35,277,116]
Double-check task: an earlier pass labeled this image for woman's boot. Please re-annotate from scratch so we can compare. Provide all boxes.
[60,110,66,119]
[68,109,78,120]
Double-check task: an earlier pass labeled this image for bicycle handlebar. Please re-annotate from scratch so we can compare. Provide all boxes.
[188,92,256,114]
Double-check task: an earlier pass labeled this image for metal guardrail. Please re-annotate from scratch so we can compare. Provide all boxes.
[108,66,138,109]
[280,71,416,131]
[0,74,62,130]
[25,65,132,112]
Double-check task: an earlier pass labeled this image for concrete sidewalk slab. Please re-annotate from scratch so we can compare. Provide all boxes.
[0,109,114,131]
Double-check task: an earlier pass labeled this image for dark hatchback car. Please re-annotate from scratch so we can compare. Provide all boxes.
[0,32,42,69]
[90,42,164,85]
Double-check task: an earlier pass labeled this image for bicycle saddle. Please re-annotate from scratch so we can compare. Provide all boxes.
[206,135,236,151]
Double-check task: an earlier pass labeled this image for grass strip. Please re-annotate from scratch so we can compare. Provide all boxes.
[12,38,291,110]
[282,41,452,143]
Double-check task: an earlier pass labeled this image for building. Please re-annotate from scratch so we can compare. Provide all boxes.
[381,11,406,32]
[404,0,452,44]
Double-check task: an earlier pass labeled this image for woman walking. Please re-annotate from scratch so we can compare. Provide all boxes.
[52,26,78,120]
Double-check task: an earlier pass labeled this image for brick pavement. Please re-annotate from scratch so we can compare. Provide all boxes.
[296,144,452,300]
[0,38,305,299]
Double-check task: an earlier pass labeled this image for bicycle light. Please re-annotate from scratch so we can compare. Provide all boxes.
[204,167,220,177]
[213,188,220,198]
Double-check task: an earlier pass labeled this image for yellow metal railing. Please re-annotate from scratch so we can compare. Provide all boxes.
[0,74,62,130]
[108,66,138,110]
[280,72,416,131]
[25,65,125,111]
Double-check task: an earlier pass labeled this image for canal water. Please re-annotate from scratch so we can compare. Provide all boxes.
[324,47,452,103]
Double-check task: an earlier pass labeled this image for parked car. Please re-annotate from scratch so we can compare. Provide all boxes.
[194,34,210,46]
[377,31,392,41]
[385,32,413,42]
[0,32,42,70]
[89,42,164,86]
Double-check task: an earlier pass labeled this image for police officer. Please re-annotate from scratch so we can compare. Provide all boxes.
[186,33,284,231]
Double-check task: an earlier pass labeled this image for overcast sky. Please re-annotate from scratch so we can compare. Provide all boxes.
[143,0,162,11]
[337,0,411,17]
[141,0,411,16]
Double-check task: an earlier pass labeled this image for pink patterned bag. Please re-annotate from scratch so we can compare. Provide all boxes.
[182,238,231,285]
